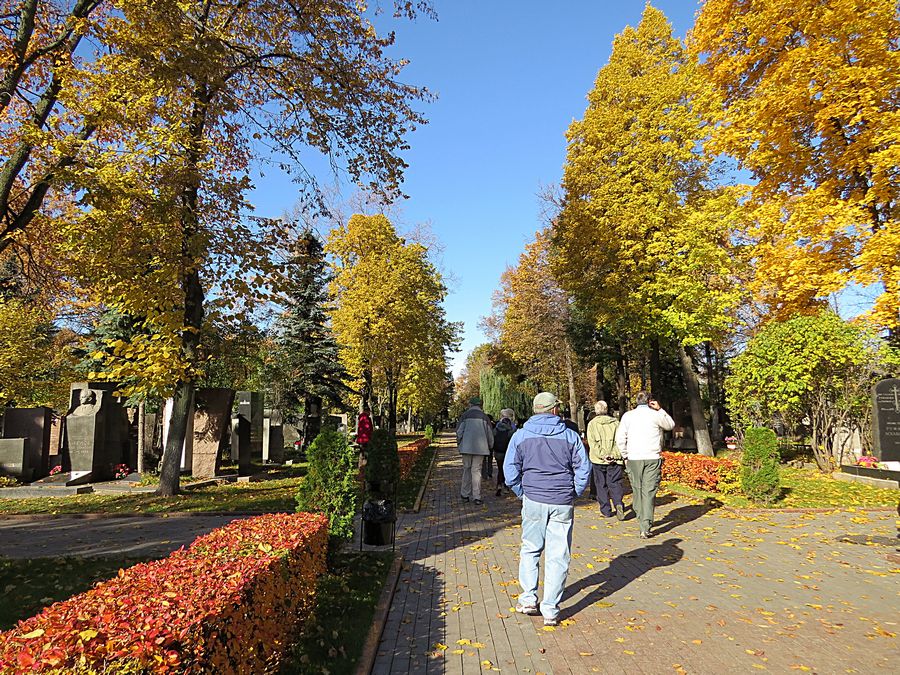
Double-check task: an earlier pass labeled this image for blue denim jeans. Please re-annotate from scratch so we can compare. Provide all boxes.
[518,495,574,620]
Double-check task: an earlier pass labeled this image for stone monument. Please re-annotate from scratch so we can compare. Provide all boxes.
[0,438,30,480]
[66,389,116,482]
[237,391,263,460]
[231,414,251,476]
[191,388,235,478]
[2,406,52,479]
[872,378,900,462]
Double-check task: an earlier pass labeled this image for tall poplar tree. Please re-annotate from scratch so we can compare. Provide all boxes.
[553,4,740,455]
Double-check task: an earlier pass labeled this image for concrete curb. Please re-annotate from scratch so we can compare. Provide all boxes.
[412,444,439,513]
[0,511,289,521]
[355,552,403,675]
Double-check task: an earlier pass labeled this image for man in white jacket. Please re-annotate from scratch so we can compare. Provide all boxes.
[615,391,675,539]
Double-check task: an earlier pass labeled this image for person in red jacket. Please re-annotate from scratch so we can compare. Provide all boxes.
[357,407,373,446]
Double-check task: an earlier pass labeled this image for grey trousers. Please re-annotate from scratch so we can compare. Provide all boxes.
[626,458,662,533]
[461,453,483,500]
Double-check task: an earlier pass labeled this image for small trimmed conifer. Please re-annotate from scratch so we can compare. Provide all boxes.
[740,427,781,504]
[296,430,358,539]
[365,428,400,498]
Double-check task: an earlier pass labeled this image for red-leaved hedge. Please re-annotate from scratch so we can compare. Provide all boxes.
[398,438,431,479]
[0,512,328,674]
[660,451,739,493]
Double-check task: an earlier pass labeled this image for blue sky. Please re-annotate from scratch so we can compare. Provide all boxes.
[247,1,702,374]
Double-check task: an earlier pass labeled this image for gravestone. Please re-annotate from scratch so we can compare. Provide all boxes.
[237,391,263,460]
[263,418,285,464]
[192,388,235,478]
[2,407,52,479]
[0,438,30,480]
[872,378,900,462]
[67,382,131,469]
[66,389,120,481]
[232,415,251,476]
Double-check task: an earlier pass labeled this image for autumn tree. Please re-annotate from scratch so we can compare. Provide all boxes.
[691,0,900,333]
[327,213,457,430]
[30,0,435,496]
[486,229,585,420]
[726,310,899,471]
[553,4,738,454]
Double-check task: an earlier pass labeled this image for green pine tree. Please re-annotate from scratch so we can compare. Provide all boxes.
[271,229,350,436]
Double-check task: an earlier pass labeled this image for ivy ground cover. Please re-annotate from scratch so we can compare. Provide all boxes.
[0,512,328,674]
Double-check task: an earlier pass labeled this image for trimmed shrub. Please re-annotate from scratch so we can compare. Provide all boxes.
[424,424,435,442]
[0,513,328,674]
[365,429,400,497]
[741,427,781,504]
[296,430,358,539]
[661,451,739,493]
[398,438,431,479]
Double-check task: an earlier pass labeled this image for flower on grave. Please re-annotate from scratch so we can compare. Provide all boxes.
[724,436,737,445]
[856,455,878,468]
[49,465,62,476]
[114,464,132,479]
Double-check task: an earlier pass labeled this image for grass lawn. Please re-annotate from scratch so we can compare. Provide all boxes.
[0,466,307,515]
[0,556,157,630]
[663,466,900,509]
[283,550,394,674]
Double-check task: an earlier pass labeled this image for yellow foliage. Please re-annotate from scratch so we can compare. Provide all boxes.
[691,0,900,329]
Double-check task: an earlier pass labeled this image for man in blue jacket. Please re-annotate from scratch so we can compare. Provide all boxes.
[504,392,591,626]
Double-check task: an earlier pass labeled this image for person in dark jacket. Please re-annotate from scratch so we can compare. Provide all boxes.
[492,408,516,496]
[456,397,493,504]
[504,392,590,627]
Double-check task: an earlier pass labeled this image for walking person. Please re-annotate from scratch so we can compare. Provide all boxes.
[586,400,625,519]
[504,392,591,626]
[456,397,493,505]
[615,391,675,538]
[492,408,516,496]
[482,414,495,480]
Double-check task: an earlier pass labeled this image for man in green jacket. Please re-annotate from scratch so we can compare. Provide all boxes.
[586,400,625,520]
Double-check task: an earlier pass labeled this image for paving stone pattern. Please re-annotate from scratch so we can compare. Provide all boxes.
[374,435,899,674]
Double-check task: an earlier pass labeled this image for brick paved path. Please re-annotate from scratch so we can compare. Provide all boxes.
[374,435,899,674]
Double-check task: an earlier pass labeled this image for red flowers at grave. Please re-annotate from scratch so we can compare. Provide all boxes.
[0,512,328,674]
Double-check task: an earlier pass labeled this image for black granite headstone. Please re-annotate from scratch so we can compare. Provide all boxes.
[236,391,263,460]
[872,378,900,462]
[2,407,52,479]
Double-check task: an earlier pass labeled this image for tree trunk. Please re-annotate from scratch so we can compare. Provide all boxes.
[156,77,209,496]
[360,368,372,412]
[304,394,322,444]
[157,382,193,496]
[704,342,722,443]
[649,338,661,396]
[565,345,578,425]
[678,344,714,457]
[615,344,628,416]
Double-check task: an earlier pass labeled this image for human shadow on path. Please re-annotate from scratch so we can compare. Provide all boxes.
[562,538,684,619]
[650,498,722,536]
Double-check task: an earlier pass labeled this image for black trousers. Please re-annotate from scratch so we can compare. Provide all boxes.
[592,462,625,516]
